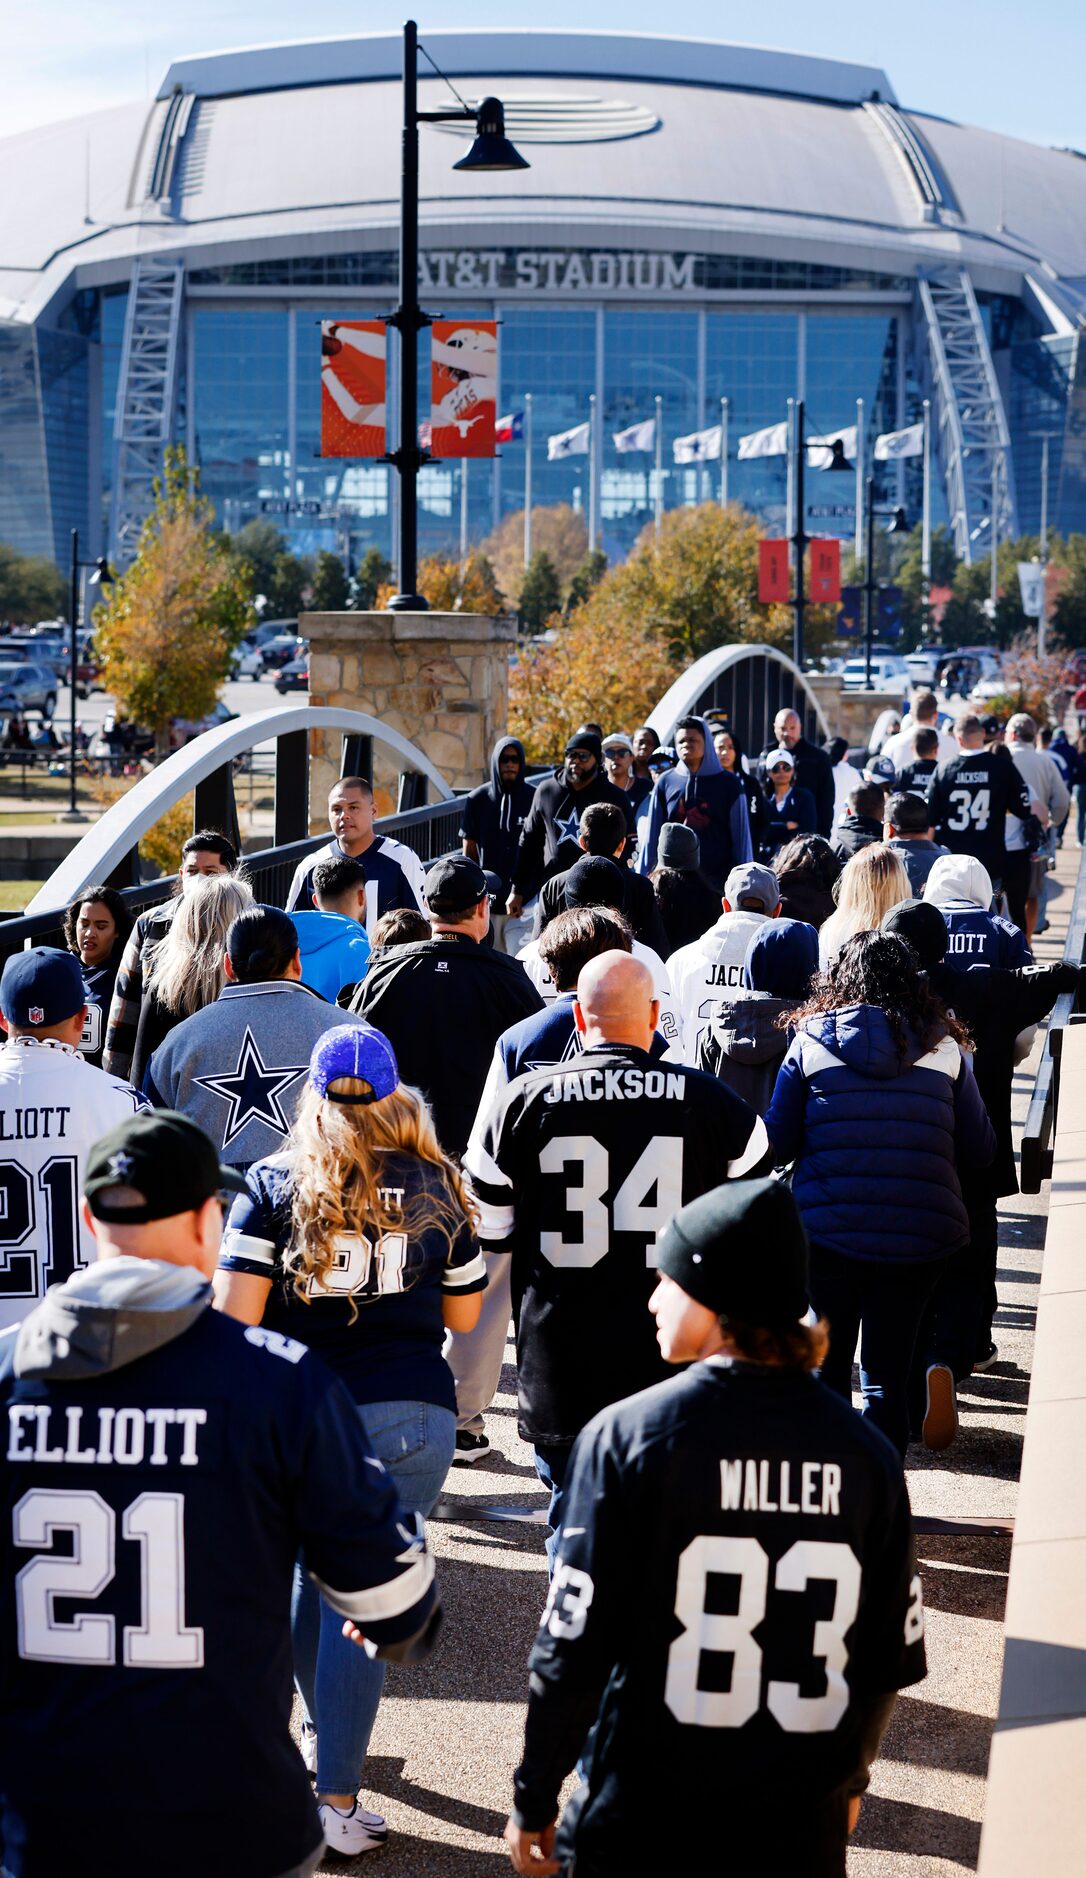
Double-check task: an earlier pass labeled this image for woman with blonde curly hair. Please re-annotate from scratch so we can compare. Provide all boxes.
[130,871,253,1088]
[215,1023,485,1859]
[817,842,910,970]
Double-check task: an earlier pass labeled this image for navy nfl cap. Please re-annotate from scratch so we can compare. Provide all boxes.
[0,947,86,1029]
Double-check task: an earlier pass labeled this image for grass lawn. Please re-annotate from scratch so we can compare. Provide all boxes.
[0,881,42,912]
[0,811,67,827]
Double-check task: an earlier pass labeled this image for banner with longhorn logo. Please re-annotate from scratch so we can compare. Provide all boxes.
[430,320,498,457]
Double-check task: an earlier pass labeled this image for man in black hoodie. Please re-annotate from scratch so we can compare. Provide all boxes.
[461,735,535,951]
[508,731,634,918]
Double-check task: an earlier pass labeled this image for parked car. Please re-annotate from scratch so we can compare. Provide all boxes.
[274,657,309,694]
[840,654,909,694]
[230,639,265,679]
[260,633,307,672]
[0,663,57,718]
[903,646,952,688]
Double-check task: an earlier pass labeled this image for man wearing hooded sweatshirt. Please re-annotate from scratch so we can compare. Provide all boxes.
[292,855,373,1003]
[698,916,819,1114]
[0,1109,439,1878]
[461,736,536,951]
[667,862,781,1065]
[922,854,1032,970]
[508,732,634,918]
[642,716,752,891]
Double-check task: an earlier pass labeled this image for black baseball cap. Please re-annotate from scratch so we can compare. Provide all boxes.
[424,854,488,914]
[84,1111,249,1224]
[657,1178,809,1325]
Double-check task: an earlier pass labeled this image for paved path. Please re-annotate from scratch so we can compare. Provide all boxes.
[305,846,1076,1876]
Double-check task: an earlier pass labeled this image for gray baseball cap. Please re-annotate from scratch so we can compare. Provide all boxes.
[724,862,780,912]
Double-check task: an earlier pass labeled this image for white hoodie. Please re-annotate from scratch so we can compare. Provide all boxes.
[667,910,770,1064]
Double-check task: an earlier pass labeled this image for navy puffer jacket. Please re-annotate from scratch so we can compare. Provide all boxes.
[764,1003,995,1261]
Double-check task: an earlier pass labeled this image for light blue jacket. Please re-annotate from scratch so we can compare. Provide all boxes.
[291,910,371,1002]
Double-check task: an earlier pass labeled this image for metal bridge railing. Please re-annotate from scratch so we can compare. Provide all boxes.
[1019,840,1086,1193]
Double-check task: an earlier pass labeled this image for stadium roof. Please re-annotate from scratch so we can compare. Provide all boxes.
[2,30,1084,326]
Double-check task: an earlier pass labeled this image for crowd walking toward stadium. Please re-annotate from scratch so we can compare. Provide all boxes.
[0,689,1077,1877]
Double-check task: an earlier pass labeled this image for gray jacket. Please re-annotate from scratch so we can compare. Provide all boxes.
[697,990,791,1117]
[887,836,950,896]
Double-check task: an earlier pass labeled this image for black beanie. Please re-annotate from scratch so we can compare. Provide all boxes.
[564,854,625,912]
[657,1178,809,1324]
[881,897,948,969]
[565,730,603,765]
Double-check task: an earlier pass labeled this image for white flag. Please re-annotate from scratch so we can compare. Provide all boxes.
[547,422,590,461]
[807,425,857,470]
[737,420,789,460]
[874,423,924,461]
[1017,562,1045,618]
[612,417,656,453]
[674,425,722,464]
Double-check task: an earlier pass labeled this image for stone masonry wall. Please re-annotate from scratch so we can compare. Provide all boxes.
[302,610,517,824]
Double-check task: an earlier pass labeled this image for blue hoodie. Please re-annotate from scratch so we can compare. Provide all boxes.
[291,910,372,1003]
[765,1003,995,1261]
[643,716,752,889]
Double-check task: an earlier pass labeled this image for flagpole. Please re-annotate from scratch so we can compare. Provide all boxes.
[854,398,864,565]
[720,397,729,509]
[588,394,598,551]
[654,395,663,539]
[524,393,533,570]
[921,399,931,642]
[459,459,469,575]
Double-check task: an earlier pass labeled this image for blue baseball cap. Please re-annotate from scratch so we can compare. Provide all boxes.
[309,1023,399,1104]
[0,947,86,1029]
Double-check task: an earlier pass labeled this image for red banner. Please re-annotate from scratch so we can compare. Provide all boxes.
[758,539,790,604]
[809,538,841,604]
[430,320,498,458]
[320,321,386,457]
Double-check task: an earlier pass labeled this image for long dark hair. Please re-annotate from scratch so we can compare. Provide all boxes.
[63,884,133,959]
[789,930,970,1064]
[774,834,842,895]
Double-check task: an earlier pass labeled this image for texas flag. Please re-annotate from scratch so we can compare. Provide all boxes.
[496,411,524,443]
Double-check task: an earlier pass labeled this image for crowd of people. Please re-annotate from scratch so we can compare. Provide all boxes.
[0,686,1076,1878]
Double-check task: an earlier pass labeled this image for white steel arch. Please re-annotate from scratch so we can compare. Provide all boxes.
[25,706,453,916]
[647,643,829,745]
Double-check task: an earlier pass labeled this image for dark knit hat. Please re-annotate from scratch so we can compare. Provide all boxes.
[657,1177,809,1324]
[658,822,700,871]
[563,854,625,912]
[565,729,603,764]
[881,897,948,968]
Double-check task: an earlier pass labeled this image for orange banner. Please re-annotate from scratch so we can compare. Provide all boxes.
[320,321,386,457]
[758,539,790,604]
[430,320,498,458]
[809,538,841,604]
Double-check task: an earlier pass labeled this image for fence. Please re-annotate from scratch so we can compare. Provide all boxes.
[1019,840,1086,1192]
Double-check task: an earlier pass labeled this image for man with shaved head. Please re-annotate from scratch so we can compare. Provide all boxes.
[760,707,834,836]
[464,947,770,1563]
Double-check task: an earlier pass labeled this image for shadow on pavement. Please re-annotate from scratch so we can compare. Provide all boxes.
[882,1693,994,1778]
[365,1756,509,1837]
[851,1793,981,1866]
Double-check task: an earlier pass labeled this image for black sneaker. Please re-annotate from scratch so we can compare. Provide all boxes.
[973,1342,1000,1372]
[452,1429,491,1466]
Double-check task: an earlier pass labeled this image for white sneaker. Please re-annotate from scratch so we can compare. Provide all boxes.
[300,1723,317,1776]
[318,1799,388,1856]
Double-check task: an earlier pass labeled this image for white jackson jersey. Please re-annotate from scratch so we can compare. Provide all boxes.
[0,1038,145,1330]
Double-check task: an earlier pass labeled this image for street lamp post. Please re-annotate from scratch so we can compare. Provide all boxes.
[386,21,527,611]
[862,475,909,688]
[63,528,111,823]
[790,399,807,670]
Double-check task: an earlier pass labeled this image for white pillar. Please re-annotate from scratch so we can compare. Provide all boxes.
[588,394,599,551]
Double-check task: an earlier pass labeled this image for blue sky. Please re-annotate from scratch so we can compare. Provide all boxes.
[5,0,1084,150]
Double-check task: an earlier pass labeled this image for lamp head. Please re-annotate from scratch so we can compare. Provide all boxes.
[453,97,530,172]
[825,437,852,473]
[889,507,910,536]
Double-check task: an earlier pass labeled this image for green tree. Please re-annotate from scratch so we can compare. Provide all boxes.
[267,551,312,619]
[310,550,351,611]
[1050,535,1086,647]
[93,447,253,760]
[518,551,563,631]
[228,519,285,598]
[0,545,68,626]
[566,548,608,614]
[354,546,392,610]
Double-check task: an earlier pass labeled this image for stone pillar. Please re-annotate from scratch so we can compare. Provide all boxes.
[302,610,516,823]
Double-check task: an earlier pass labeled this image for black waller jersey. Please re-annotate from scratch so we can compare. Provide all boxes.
[464,1042,769,1446]
[0,1307,437,1878]
[926,749,1031,878]
[515,1361,926,1873]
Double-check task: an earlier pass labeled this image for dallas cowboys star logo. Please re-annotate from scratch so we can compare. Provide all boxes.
[554,806,581,844]
[194,1028,308,1150]
[108,1151,134,1180]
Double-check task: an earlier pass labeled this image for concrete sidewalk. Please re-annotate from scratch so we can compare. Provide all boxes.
[305,845,1076,1877]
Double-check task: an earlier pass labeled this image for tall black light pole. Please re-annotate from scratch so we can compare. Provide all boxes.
[862,475,909,688]
[63,529,111,822]
[790,399,806,670]
[387,21,528,611]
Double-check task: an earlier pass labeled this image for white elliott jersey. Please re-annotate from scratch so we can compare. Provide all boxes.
[516,935,682,1055]
[0,1038,146,1331]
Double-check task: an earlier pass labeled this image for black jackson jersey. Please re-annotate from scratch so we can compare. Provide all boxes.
[515,1361,926,1871]
[926,750,1031,877]
[0,1305,437,1878]
[464,1043,769,1445]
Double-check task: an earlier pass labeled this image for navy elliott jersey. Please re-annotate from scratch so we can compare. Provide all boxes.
[221,1153,486,1411]
[464,1043,769,1446]
[926,750,1031,876]
[515,1362,926,1869]
[0,1306,436,1878]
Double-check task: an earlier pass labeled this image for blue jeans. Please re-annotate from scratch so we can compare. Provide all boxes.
[533,1441,574,1574]
[809,1246,947,1458]
[291,1398,455,1797]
